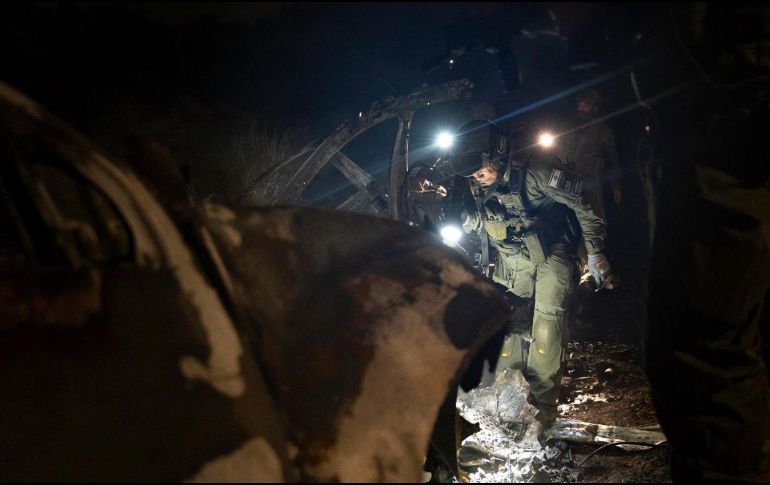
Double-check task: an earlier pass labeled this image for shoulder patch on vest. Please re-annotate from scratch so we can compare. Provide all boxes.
[548,168,583,198]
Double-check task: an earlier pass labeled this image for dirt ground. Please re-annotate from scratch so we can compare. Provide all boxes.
[559,297,672,483]
[449,272,672,484]
[555,245,672,483]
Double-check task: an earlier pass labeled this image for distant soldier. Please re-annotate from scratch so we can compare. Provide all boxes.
[554,89,621,277]
[559,89,622,219]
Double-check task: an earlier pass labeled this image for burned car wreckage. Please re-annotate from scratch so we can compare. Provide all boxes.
[0,82,514,481]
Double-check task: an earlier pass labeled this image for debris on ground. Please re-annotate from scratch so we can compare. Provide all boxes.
[457,369,576,483]
[455,344,672,483]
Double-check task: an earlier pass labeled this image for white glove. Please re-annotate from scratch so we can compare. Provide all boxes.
[587,252,611,288]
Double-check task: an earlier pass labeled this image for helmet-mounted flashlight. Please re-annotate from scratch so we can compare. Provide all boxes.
[435,131,455,150]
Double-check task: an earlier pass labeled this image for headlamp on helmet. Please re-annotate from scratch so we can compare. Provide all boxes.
[439,120,508,177]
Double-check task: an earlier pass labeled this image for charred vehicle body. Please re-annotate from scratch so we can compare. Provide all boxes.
[0,82,511,481]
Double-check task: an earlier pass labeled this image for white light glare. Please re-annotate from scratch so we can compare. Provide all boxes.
[440,225,462,246]
[538,132,555,148]
[436,131,455,150]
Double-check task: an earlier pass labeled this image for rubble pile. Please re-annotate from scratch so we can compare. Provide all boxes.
[457,369,578,483]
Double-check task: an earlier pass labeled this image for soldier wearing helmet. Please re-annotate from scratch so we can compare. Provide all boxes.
[564,89,622,218]
[575,89,602,119]
[450,116,611,428]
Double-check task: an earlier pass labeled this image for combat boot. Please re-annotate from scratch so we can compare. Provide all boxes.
[534,405,558,430]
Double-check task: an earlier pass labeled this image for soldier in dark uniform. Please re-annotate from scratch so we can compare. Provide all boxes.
[561,89,622,220]
[643,3,770,481]
[553,89,622,276]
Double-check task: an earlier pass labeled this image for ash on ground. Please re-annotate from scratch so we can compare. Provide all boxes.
[457,368,579,483]
[453,340,672,483]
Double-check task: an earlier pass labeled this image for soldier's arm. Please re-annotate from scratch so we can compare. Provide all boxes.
[461,180,482,234]
[528,168,607,253]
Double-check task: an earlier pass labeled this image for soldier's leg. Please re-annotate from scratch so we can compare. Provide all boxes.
[492,251,536,374]
[526,245,575,420]
[497,300,535,372]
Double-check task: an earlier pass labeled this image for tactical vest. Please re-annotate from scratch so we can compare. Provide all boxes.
[473,162,578,264]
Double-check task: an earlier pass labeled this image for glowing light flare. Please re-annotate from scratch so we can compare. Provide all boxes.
[440,225,462,246]
[538,132,555,148]
[435,131,455,150]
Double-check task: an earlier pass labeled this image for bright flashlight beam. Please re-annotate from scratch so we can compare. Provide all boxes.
[440,225,462,246]
[538,132,555,148]
[436,131,454,150]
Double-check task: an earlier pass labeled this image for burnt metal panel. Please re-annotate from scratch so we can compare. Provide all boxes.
[201,205,510,481]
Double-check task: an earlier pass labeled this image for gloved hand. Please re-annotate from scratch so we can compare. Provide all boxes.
[587,252,611,289]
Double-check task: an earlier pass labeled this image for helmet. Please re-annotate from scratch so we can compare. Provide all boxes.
[576,89,602,108]
[447,120,508,177]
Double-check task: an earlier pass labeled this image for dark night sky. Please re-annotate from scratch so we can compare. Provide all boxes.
[3,3,468,134]
[0,2,665,206]
[0,3,634,136]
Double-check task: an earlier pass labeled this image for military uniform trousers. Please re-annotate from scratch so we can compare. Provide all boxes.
[491,242,575,411]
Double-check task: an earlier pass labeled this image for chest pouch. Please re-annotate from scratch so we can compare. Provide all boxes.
[504,175,548,265]
[483,216,509,241]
